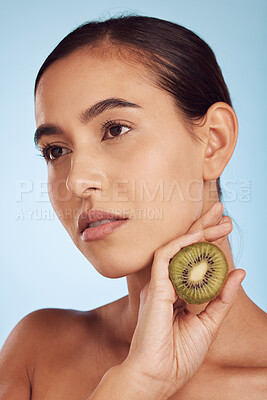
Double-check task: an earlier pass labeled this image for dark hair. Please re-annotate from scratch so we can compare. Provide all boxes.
[34,13,234,203]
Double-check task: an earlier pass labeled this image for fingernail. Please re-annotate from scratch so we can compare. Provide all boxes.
[220,221,232,228]
[240,270,246,282]
[219,216,229,224]
[235,270,246,287]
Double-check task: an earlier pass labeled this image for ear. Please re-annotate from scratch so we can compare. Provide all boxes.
[202,102,239,180]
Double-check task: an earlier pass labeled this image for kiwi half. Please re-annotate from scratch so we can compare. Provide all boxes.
[168,241,228,304]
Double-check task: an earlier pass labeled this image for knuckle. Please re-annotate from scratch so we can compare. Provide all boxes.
[213,202,223,215]
[189,221,204,233]
[154,248,169,263]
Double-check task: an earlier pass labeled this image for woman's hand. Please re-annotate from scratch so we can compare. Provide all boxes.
[119,201,246,399]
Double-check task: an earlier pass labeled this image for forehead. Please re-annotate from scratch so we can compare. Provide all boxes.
[34,48,178,125]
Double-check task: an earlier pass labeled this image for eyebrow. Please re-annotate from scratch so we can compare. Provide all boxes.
[34,97,142,147]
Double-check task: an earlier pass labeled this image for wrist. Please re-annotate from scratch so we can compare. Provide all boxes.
[87,361,169,400]
[115,360,171,400]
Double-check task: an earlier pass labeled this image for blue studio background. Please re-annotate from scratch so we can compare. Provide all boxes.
[0,0,266,347]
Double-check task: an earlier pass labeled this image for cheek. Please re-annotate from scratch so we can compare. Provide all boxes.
[128,134,203,238]
[129,134,203,204]
[161,137,203,232]
[47,167,76,227]
[48,168,65,207]
[164,135,203,203]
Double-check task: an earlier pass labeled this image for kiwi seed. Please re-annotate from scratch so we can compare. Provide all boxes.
[168,242,229,304]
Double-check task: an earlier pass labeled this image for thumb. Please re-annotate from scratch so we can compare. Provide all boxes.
[197,269,246,338]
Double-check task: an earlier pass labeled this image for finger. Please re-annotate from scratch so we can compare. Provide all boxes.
[187,220,232,251]
[188,201,224,233]
[202,220,233,242]
[197,269,246,338]
[210,218,233,246]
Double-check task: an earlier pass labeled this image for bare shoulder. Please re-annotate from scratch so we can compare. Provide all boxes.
[0,308,98,376]
[0,300,128,400]
[0,307,99,399]
[0,309,48,399]
[21,307,102,360]
[32,303,128,399]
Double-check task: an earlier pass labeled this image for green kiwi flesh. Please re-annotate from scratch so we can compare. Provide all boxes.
[168,242,229,304]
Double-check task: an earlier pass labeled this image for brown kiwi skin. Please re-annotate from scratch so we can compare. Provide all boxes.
[168,241,229,305]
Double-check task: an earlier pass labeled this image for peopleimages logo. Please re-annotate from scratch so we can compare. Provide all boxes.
[15,178,252,203]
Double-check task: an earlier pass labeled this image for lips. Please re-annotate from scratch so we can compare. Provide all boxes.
[78,209,128,234]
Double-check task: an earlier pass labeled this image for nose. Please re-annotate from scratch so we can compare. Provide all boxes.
[66,153,105,199]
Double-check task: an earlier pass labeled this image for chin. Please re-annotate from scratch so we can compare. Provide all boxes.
[82,249,154,279]
[98,268,129,279]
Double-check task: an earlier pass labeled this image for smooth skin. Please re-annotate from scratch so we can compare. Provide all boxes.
[0,47,267,400]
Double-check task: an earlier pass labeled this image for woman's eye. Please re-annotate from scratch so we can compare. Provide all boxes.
[102,121,132,140]
[42,145,71,162]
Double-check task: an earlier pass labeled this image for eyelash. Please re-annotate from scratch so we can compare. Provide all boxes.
[38,119,132,163]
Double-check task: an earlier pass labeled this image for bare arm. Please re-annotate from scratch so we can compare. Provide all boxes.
[0,313,35,399]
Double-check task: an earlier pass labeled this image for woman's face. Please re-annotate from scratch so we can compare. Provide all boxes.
[35,47,206,278]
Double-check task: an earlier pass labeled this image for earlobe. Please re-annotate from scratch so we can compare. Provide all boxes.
[203,102,239,180]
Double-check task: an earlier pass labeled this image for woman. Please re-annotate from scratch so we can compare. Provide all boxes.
[1,14,266,400]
